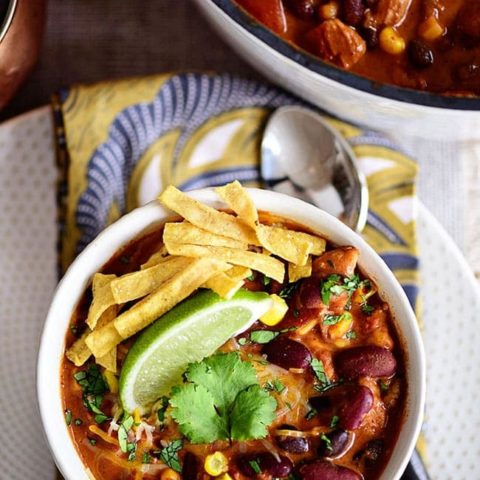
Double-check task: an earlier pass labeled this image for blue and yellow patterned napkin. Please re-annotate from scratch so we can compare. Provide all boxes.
[52,72,427,479]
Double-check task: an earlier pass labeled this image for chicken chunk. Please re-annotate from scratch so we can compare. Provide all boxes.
[309,19,366,69]
[374,0,413,27]
[312,246,359,278]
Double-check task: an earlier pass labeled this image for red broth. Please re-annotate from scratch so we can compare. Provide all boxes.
[61,213,406,480]
[235,0,480,95]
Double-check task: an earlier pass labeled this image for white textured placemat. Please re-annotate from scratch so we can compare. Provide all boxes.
[0,107,57,479]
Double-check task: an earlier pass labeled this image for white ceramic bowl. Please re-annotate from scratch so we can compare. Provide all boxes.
[194,0,480,141]
[37,188,425,480]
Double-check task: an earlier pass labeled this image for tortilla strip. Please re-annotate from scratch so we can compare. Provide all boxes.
[86,273,117,330]
[256,224,312,266]
[114,257,230,339]
[111,256,192,304]
[288,256,313,283]
[66,330,92,366]
[292,231,326,256]
[204,273,244,299]
[85,322,124,360]
[96,347,117,373]
[226,265,252,281]
[165,242,284,283]
[159,186,258,245]
[215,181,258,229]
[163,221,248,250]
[141,245,170,270]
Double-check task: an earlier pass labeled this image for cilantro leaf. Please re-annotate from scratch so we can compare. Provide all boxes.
[250,330,280,344]
[74,365,108,395]
[320,274,341,305]
[118,415,134,453]
[330,415,340,428]
[361,303,374,315]
[170,353,276,444]
[170,384,229,443]
[323,314,342,326]
[230,385,277,440]
[278,282,299,299]
[249,459,262,474]
[320,433,333,451]
[310,358,331,390]
[185,353,257,417]
[320,274,364,305]
[160,439,183,472]
[345,330,357,340]
[157,396,169,423]
[65,409,72,426]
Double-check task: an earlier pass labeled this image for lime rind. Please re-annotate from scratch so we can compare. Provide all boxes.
[119,289,272,413]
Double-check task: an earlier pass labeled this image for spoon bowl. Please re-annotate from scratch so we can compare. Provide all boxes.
[261,106,368,232]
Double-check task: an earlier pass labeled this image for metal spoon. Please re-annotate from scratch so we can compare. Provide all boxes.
[261,106,368,232]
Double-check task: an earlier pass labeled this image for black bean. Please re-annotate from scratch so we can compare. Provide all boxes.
[342,0,365,27]
[408,40,434,69]
[360,26,379,49]
[262,336,312,370]
[285,0,319,19]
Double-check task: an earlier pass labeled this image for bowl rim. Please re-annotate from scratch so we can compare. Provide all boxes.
[37,188,426,480]
[208,0,480,111]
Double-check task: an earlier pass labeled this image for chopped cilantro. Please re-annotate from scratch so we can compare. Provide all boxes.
[320,274,365,305]
[305,408,317,420]
[160,440,183,472]
[249,459,262,474]
[320,433,333,451]
[330,415,340,428]
[310,358,331,390]
[264,379,285,393]
[293,309,300,318]
[345,330,357,340]
[323,314,342,326]
[238,337,248,346]
[142,452,151,464]
[380,380,389,393]
[262,275,272,286]
[65,409,72,426]
[250,330,279,344]
[118,415,134,453]
[361,303,374,315]
[157,396,169,423]
[170,353,276,443]
[246,272,256,282]
[74,418,83,426]
[278,282,299,299]
[88,438,97,446]
[285,401,293,410]
[70,325,79,337]
[75,365,110,423]
[127,442,137,461]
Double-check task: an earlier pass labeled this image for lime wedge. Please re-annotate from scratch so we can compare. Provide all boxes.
[119,289,272,413]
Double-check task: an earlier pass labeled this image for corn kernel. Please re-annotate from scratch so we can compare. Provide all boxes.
[161,468,181,480]
[319,2,339,20]
[217,474,233,480]
[379,27,406,55]
[329,312,353,339]
[260,294,288,326]
[133,408,141,428]
[103,370,118,394]
[419,16,444,42]
[204,452,229,476]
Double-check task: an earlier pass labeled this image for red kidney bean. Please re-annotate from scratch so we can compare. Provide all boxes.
[342,0,365,27]
[276,432,310,453]
[334,345,397,379]
[263,336,312,369]
[182,452,199,480]
[338,385,374,430]
[259,453,293,477]
[278,306,321,330]
[237,453,293,477]
[318,429,351,458]
[309,385,373,430]
[299,460,362,480]
[299,278,323,309]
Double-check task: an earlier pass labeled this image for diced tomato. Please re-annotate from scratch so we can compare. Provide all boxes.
[236,0,287,34]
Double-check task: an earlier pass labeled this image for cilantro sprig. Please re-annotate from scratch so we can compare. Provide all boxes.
[169,352,276,443]
[160,439,183,472]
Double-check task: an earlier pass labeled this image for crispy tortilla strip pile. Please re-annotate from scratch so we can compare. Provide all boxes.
[66,181,326,372]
